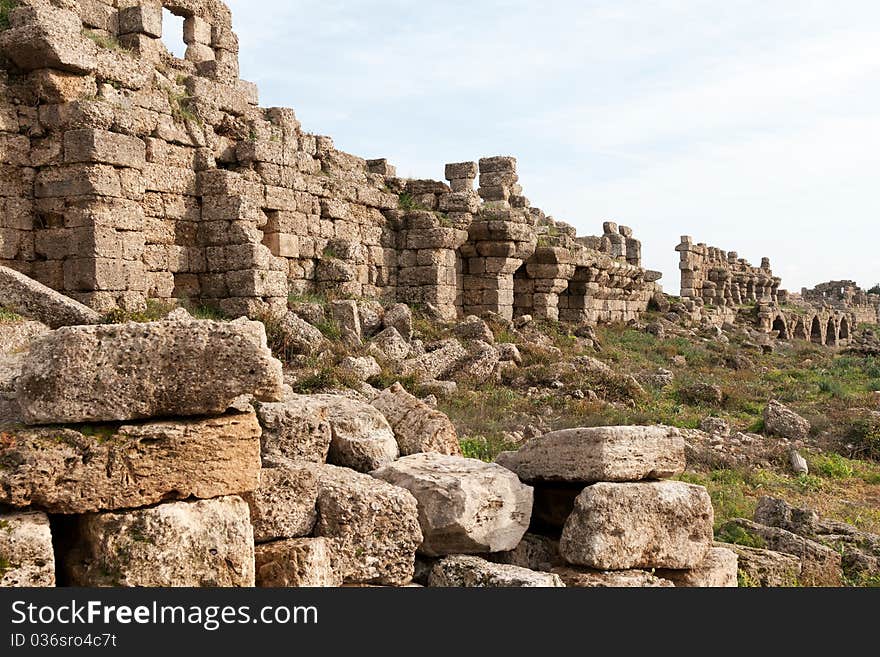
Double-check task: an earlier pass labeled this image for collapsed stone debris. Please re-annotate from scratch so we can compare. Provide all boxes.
[1,0,878,591]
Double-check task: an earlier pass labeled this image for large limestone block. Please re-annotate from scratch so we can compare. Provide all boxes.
[560,481,713,570]
[242,457,318,543]
[0,511,55,588]
[428,555,564,588]
[255,538,341,588]
[17,319,284,424]
[0,5,97,74]
[657,547,738,587]
[551,567,673,588]
[257,393,332,462]
[278,312,326,357]
[495,425,685,484]
[370,383,461,456]
[65,497,255,587]
[0,265,102,328]
[0,412,261,514]
[372,453,533,557]
[315,465,422,586]
[313,394,399,472]
[719,543,801,587]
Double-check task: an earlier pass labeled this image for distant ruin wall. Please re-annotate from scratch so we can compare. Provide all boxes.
[677,236,877,345]
[676,236,781,306]
[0,0,660,324]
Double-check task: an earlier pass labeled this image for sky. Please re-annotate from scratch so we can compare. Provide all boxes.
[178,1,879,292]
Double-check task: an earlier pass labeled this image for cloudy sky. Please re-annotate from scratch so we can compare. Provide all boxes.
[198,1,878,292]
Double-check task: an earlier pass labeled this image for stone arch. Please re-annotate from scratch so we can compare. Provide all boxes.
[772,315,788,340]
[839,317,850,341]
[826,317,837,346]
[793,317,809,341]
[810,316,823,344]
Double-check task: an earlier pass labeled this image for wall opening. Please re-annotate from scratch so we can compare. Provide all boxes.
[810,316,823,344]
[839,318,850,340]
[162,8,187,59]
[772,316,788,340]
[826,318,837,346]
[513,263,532,318]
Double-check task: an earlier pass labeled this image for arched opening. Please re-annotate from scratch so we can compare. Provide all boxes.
[772,316,788,340]
[513,263,533,318]
[826,318,837,346]
[810,316,823,344]
[161,9,187,59]
[839,317,850,341]
[793,318,809,341]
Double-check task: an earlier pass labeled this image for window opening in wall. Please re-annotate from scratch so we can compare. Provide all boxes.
[162,8,187,59]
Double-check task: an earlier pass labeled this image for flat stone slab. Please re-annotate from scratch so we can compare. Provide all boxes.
[16,319,284,424]
[495,425,685,484]
[0,511,56,587]
[0,265,101,329]
[372,453,533,557]
[552,566,673,588]
[429,555,564,587]
[560,481,714,570]
[0,412,261,514]
[65,496,255,587]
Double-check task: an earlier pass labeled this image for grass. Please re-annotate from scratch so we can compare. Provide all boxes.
[0,307,21,323]
[0,0,16,31]
[166,89,200,125]
[398,193,425,212]
[83,29,125,52]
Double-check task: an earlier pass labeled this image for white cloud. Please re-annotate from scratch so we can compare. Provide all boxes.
[224,0,880,291]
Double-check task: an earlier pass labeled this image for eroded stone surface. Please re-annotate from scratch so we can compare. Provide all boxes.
[495,425,685,484]
[255,538,341,588]
[429,555,564,588]
[657,547,739,587]
[370,383,461,456]
[0,511,55,588]
[552,566,673,588]
[372,453,533,557]
[560,481,713,570]
[0,413,261,513]
[65,497,255,587]
[17,319,284,424]
[314,464,422,586]
[242,457,318,543]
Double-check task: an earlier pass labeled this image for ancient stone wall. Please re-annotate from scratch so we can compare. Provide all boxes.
[677,237,875,346]
[677,236,781,307]
[0,0,660,325]
[801,281,880,326]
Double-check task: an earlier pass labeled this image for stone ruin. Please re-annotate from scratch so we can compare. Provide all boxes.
[0,0,661,325]
[676,236,878,347]
[0,318,736,588]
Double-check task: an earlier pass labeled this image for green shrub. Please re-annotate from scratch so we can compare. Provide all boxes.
[811,453,855,479]
[716,523,766,549]
[848,416,880,461]
[0,0,17,31]
[459,435,518,462]
[0,306,21,323]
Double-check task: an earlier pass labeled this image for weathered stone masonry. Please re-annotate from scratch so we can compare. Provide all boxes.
[0,0,660,324]
[677,236,879,346]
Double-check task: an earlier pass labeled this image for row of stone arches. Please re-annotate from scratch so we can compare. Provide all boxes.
[771,313,851,347]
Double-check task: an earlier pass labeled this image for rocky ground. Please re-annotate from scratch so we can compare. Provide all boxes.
[1,292,879,588]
